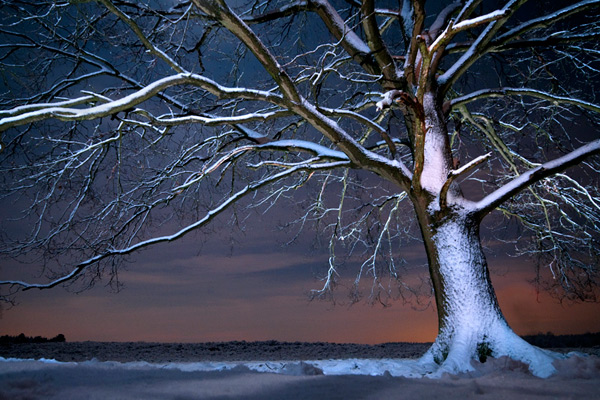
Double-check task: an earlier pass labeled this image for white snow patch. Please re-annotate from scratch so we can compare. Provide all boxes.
[2,354,597,379]
[0,357,435,377]
[258,139,349,160]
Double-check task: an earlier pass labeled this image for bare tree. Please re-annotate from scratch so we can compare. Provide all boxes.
[1,0,599,377]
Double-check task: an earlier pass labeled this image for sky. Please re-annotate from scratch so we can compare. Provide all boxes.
[2,211,599,344]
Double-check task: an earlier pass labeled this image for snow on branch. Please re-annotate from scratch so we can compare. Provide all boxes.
[450,87,600,113]
[256,139,350,160]
[375,90,398,112]
[452,0,484,22]
[474,139,600,218]
[438,1,519,91]
[440,152,491,210]
[0,95,98,119]
[428,9,508,54]
[0,73,284,132]
[451,10,508,32]
[310,0,371,57]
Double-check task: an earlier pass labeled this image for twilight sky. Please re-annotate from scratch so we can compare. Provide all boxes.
[1,0,600,344]
[2,211,599,344]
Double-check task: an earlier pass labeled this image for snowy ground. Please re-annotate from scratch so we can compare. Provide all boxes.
[1,342,599,399]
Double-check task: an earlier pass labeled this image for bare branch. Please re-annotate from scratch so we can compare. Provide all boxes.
[475,140,600,218]
[493,0,600,49]
[489,32,600,52]
[319,106,397,156]
[293,99,412,187]
[98,0,185,73]
[450,88,600,114]
[402,0,426,87]
[242,1,309,24]
[0,159,348,291]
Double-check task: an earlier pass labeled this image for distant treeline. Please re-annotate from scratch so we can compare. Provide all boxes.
[0,333,66,344]
[1,332,599,347]
[522,332,600,348]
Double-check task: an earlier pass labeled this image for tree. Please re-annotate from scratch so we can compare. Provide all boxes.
[1,0,599,377]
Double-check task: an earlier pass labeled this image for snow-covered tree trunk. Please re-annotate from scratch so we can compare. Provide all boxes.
[414,206,561,377]
[404,89,563,377]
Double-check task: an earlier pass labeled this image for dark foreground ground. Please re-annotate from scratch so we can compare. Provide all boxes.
[0,341,432,362]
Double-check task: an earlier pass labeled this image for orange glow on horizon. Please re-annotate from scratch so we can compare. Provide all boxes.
[2,243,599,345]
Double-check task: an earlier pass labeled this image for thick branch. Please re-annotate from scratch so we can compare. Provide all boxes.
[474,139,600,218]
[403,0,425,87]
[311,0,378,76]
[191,0,300,101]
[428,1,462,36]
[0,95,97,118]
[0,73,284,131]
[361,0,399,88]
[242,1,309,24]
[428,9,508,54]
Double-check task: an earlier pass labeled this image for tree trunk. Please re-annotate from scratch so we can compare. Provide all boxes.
[414,205,562,377]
